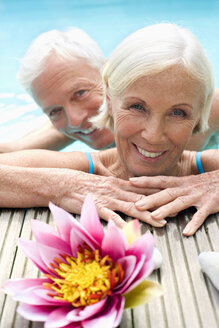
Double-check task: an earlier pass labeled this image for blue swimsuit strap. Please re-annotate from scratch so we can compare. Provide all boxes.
[196,151,204,174]
[84,152,94,174]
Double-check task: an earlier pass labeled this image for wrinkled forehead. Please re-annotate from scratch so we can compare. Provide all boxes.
[31,54,101,99]
[121,66,205,101]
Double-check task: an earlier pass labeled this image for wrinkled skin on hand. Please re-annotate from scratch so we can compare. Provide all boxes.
[131,170,219,236]
[55,170,167,228]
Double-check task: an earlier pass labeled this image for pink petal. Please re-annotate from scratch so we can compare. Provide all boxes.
[49,202,77,244]
[31,220,72,254]
[82,296,124,328]
[67,298,107,322]
[34,288,70,306]
[114,255,136,291]
[113,296,125,327]
[45,307,72,328]
[124,258,154,294]
[38,243,71,273]
[2,278,49,296]
[101,221,127,261]
[12,285,55,305]
[17,303,55,321]
[126,233,154,261]
[18,239,48,273]
[70,226,99,257]
[80,195,104,244]
[58,323,81,328]
[31,219,57,239]
[117,254,146,294]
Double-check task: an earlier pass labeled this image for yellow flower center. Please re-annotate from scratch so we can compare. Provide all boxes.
[43,245,124,307]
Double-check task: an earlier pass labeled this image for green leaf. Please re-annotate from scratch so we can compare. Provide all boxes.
[124,280,164,309]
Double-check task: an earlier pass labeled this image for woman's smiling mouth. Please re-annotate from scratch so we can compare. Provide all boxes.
[134,144,166,159]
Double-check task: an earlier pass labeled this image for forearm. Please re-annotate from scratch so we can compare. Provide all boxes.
[0,164,65,208]
[0,121,74,153]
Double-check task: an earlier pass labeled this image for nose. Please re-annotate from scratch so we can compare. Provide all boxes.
[141,116,167,144]
[65,104,88,128]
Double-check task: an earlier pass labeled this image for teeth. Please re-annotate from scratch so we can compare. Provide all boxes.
[137,146,163,158]
[81,126,96,134]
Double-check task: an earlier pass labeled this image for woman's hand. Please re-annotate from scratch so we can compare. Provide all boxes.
[130,170,219,236]
[56,170,166,228]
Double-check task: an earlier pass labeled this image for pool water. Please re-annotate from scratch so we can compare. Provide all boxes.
[0,0,218,151]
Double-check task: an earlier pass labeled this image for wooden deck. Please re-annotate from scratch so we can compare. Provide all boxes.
[0,208,218,328]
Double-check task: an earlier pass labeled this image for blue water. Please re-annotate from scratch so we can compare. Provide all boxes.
[0,0,218,150]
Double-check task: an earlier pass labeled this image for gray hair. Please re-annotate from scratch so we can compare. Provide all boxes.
[17,27,106,94]
[91,23,214,133]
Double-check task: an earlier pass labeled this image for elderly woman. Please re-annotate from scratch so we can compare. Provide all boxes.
[0,23,218,236]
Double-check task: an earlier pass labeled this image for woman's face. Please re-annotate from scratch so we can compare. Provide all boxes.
[111,66,203,177]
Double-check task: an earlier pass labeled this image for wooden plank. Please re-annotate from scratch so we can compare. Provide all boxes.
[120,309,133,328]
[163,214,201,328]
[0,209,25,321]
[152,223,185,328]
[204,213,219,250]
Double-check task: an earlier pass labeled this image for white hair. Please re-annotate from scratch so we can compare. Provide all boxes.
[91,23,214,133]
[17,27,106,93]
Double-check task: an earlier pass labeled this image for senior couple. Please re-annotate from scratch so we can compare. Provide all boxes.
[0,23,219,236]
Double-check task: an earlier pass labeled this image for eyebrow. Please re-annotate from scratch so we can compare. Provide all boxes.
[172,103,193,109]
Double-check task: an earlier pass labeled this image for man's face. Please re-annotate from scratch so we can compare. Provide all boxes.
[31,54,114,149]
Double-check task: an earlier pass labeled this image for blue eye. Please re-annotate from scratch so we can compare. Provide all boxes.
[49,107,63,119]
[172,109,186,117]
[76,90,86,97]
[131,103,144,111]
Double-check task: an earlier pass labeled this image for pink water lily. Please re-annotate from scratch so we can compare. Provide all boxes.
[2,195,163,328]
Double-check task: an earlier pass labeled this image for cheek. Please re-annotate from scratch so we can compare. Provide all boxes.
[86,94,103,111]
[114,113,139,138]
[50,115,67,131]
[169,122,194,147]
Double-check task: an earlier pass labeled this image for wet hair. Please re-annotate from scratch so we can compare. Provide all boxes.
[17,27,106,94]
[91,23,214,133]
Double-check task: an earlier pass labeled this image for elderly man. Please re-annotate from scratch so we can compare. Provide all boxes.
[0,27,218,152]
[0,28,114,152]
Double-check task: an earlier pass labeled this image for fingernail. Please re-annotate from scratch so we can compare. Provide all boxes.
[129,177,138,181]
[158,219,167,226]
[183,226,192,235]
